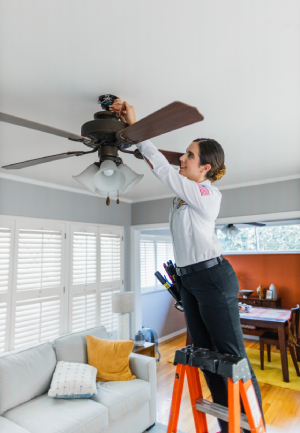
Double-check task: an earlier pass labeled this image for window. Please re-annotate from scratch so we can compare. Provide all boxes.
[99,229,123,338]
[216,222,300,253]
[69,226,97,333]
[12,220,65,350]
[140,235,174,294]
[0,215,124,353]
[0,221,13,353]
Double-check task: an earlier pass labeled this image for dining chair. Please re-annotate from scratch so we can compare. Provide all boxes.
[259,304,300,376]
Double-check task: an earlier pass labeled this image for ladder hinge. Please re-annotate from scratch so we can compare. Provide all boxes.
[63,287,65,293]
[122,280,124,284]
[65,233,66,239]
[122,236,123,241]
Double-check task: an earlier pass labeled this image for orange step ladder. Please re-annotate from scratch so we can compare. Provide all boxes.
[167,346,266,433]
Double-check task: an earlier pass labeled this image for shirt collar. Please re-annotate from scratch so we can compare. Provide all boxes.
[199,179,211,186]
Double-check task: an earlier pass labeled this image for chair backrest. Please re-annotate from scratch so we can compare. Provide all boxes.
[290,304,300,340]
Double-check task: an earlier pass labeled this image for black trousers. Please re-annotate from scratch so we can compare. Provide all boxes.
[179,257,264,433]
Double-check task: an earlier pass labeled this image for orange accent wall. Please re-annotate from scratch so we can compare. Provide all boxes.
[224,254,300,309]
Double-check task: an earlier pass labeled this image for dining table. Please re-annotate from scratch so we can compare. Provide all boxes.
[239,306,292,382]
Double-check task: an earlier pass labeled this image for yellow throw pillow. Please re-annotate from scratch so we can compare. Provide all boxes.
[86,335,136,382]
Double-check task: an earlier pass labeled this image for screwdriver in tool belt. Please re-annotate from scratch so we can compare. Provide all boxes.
[163,263,175,283]
[154,271,179,301]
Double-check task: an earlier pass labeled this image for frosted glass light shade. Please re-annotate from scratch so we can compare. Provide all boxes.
[112,291,135,313]
[118,164,144,194]
[93,160,125,192]
[221,225,240,236]
[72,163,99,193]
[95,188,118,198]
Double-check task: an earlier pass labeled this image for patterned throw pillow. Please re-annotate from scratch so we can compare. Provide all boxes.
[48,361,98,399]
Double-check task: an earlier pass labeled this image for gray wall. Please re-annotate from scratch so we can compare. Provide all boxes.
[141,289,186,340]
[132,178,300,225]
[0,177,132,290]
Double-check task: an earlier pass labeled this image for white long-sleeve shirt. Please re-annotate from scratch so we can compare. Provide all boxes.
[136,140,223,267]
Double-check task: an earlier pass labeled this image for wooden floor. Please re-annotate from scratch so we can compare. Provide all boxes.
[156,333,300,433]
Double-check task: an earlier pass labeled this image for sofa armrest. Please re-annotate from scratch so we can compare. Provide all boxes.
[129,353,157,426]
[0,416,30,433]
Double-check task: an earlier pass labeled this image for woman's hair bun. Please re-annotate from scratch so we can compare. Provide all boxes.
[212,164,226,182]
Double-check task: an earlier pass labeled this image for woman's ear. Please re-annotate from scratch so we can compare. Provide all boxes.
[201,164,211,174]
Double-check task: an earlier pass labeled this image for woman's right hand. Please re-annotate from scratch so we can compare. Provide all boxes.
[109,98,137,126]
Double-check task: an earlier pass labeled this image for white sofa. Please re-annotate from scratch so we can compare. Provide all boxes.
[0,326,157,433]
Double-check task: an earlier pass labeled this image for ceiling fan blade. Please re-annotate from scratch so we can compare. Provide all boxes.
[119,101,204,143]
[0,112,92,144]
[158,149,183,166]
[2,148,98,170]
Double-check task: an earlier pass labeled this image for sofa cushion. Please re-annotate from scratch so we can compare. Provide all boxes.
[48,361,98,399]
[0,342,57,415]
[92,379,150,425]
[0,416,30,433]
[53,326,109,364]
[87,335,136,382]
[3,393,108,433]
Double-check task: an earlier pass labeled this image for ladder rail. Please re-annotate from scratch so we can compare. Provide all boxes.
[186,366,208,433]
[167,363,186,433]
[228,378,241,433]
[240,379,266,433]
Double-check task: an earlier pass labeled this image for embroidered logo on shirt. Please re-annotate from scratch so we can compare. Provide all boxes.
[198,184,210,196]
[177,199,186,209]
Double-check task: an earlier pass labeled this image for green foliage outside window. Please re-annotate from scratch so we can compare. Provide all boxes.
[257,225,300,251]
[217,227,256,252]
[216,224,300,252]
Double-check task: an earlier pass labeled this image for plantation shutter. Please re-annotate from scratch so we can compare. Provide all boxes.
[69,225,98,333]
[11,220,65,350]
[0,218,14,353]
[140,238,156,293]
[99,227,124,337]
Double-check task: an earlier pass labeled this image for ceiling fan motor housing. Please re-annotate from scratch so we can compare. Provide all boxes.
[81,111,128,145]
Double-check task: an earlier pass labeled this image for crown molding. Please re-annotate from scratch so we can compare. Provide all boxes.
[0,172,133,204]
[216,211,300,225]
[217,174,300,191]
[130,174,300,202]
[131,193,176,203]
[1,172,299,205]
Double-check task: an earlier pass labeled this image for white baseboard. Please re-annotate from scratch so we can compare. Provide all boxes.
[158,328,187,344]
[157,328,258,346]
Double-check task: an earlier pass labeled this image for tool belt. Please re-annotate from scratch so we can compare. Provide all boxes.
[176,255,224,276]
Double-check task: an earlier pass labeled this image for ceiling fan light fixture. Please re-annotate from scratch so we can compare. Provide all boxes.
[93,160,125,192]
[221,224,240,236]
[117,164,144,194]
[72,163,99,193]
[95,188,118,198]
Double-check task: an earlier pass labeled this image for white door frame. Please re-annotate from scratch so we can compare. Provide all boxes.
[130,222,170,338]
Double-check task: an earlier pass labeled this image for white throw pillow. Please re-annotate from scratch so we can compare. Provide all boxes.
[48,361,98,399]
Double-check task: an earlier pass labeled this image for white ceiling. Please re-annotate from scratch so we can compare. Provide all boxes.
[0,0,300,202]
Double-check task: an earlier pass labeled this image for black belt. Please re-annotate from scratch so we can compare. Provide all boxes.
[176,256,224,276]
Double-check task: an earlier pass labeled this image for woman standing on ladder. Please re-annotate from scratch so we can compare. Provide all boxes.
[110,98,264,433]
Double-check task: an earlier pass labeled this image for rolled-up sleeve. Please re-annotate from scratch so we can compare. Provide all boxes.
[137,140,221,219]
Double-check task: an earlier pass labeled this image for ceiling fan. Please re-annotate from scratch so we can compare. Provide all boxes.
[221,222,266,236]
[0,94,204,205]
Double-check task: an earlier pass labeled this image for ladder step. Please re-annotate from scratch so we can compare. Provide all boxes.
[195,398,250,430]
